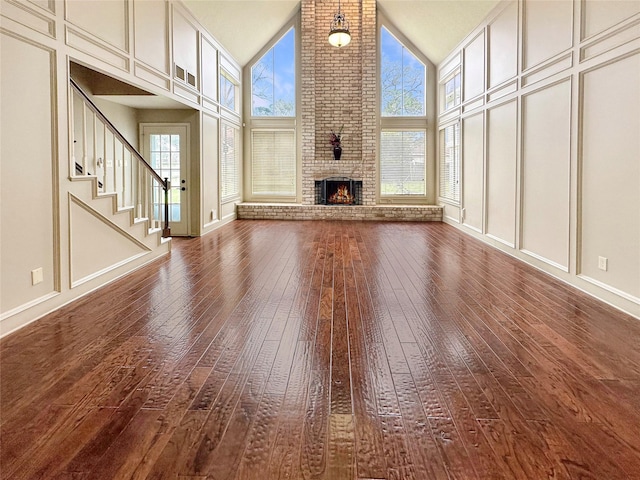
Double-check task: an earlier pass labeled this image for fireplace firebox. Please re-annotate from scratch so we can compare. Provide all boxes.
[315,177,362,205]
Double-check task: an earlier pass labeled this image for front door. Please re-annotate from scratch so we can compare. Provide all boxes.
[140,124,189,236]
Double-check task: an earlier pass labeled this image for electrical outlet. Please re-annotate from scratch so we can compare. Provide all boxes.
[31,267,43,285]
[598,256,608,271]
[211,209,216,220]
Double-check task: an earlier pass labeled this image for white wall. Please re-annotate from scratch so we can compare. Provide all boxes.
[0,0,241,336]
[438,0,640,318]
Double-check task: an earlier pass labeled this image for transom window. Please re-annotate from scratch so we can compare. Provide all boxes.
[444,71,461,111]
[251,28,295,117]
[220,70,239,113]
[381,27,425,117]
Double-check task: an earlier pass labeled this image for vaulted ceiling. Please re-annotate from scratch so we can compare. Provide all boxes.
[183,0,501,67]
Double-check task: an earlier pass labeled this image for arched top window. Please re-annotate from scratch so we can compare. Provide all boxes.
[380,27,426,117]
[251,28,295,117]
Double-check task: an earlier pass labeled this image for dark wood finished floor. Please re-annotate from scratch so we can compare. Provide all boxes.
[2,220,640,480]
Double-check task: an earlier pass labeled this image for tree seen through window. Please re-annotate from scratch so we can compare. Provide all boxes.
[251,28,295,117]
[381,27,425,117]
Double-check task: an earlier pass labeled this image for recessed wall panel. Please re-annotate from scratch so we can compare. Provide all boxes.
[464,32,485,101]
[1,33,56,313]
[172,6,199,84]
[523,0,573,70]
[580,53,640,299]
[65,0,127,51]
[133,0,169,74]
[488,1,518,88]
[462,113,484,232]
[521,80,571,269]
[486,100,517,246]
[582,0,640,39]
[201,37,218,101]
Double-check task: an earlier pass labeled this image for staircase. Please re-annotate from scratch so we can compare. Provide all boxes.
[69,78,171,256]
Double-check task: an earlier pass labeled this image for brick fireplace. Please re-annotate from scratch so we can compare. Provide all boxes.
[300,0,377,206]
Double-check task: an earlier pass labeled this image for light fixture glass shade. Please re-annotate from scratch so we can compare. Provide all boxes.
[328,3,351,48]
[328,28,351,47]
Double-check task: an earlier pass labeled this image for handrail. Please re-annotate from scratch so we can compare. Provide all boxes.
[69,78,171,237]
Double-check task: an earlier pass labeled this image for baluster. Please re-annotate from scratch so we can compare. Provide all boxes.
[120,143,129,207]
[92,112,98,182]
[70,90,76,169]
[136,161,143,219]
[103,123,108,192]
[145,173,152,227]
[81,103,88,174]
[112,133,117,197]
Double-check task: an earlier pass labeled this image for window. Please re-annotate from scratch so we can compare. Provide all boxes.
[380,26,428,198]
[381,27,425,117]
[220,70,238,112]
[380,131,426,195]
[251,130,296,196]
[221,121,240,200]
[444,71,461,111]
[245,24,298,201]
[150,133,182,221]
[439,123,460,203]
[251,28,295,117]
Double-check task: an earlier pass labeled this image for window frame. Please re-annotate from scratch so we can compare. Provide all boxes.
[220,119,241,203]
[441,69,462,113]
[438,121,461,205]
[378,21,432,203]
[243,17,300,203]
[250,27,296,118]
[220,69,239,114]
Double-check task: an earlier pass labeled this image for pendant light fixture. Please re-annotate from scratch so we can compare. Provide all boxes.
[328,0,351,48]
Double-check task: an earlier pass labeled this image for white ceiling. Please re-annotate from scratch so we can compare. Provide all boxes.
[183,0,501,66]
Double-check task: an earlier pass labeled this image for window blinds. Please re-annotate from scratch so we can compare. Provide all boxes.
[221,122,240,200]
[380,130,426,196]
[251,129,296,196]
[439,123,460,203]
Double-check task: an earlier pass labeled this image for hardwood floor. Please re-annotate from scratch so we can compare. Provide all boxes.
[2,220,640,479]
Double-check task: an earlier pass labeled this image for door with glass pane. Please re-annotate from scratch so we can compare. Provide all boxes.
[140,124,189,236]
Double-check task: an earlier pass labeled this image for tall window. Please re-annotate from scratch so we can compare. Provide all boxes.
[221,121,240,200]
[246,26,297,201]
[439,123,460,203]
[380,26,427,198]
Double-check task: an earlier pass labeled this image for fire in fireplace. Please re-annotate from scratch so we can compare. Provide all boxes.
[315,177,362,205]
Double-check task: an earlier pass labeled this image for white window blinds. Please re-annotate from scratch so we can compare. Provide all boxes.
[439,123,460,203]
[380,130,426,196]
[251,130,296,196]
[221,122,240,200]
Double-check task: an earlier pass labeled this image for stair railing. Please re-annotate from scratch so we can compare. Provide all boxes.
[69,78,170,237]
